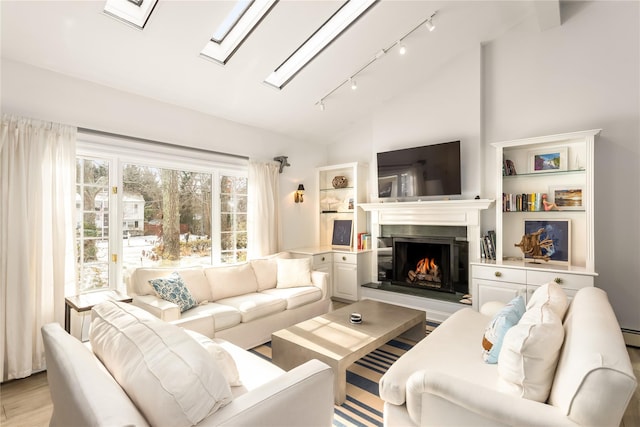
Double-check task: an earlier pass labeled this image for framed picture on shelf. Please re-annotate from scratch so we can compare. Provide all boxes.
[523,219,571,264]
[548,185,584,210]
[528,147,568,173]
[331,219,353,248]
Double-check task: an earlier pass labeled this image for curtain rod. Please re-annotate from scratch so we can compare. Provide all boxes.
[78,127,249,160]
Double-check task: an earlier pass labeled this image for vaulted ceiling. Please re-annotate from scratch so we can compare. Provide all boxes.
[1,1,558,143]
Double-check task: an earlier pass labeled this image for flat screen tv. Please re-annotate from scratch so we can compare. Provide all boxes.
[377,140,461,199]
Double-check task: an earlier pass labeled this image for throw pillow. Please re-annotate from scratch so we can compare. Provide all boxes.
[526,281,569,319]
[90,301,232,427]
[276,258,312,289]
[149,271,197,312]
[185,330,242,387]
[497,302,565,402]
[481,295,526,364]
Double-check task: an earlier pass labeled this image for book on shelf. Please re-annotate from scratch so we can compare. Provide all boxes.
[502,193,547,212]
[357,232,371,250]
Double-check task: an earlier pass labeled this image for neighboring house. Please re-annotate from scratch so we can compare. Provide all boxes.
[94,191,145,236]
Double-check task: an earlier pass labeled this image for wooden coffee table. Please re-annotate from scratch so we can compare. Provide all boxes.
[271,299,426,404]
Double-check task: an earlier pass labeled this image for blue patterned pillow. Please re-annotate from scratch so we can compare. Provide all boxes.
[482,295,526,363]
[149,272,197,313]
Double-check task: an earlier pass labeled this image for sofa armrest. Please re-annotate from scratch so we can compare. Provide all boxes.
[201,359,334,427]
[311,270,329,299]
[405,369,579,427]
[132,295,180,322]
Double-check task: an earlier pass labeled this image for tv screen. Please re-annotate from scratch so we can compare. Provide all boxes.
[377,140,461,199]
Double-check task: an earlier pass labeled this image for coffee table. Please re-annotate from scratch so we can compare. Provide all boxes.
[271,299,426,404]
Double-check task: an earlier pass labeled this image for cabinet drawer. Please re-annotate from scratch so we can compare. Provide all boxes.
[333,252,357,264]
[526,271,594,290]
[472,265,526,283]
[313,253,331,265]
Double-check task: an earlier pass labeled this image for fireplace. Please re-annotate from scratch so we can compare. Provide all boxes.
[379,236,469,295]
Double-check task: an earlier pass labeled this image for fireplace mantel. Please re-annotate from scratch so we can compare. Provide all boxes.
[360,199,494,227]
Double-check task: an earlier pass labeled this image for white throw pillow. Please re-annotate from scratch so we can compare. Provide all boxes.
[276,258,312,288]
[185,330,242,387]
[526,281,569,319]
[90,301,232,427]
[497,302,565,402]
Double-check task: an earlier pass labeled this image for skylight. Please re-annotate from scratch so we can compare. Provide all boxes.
[103,0,158,29]
[201,0,277,65]
[264,0,377,90]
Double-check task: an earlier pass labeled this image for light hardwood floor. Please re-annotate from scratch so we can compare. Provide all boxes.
[1,346,638,426]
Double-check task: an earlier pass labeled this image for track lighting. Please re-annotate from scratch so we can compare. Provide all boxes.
[425,13,436,32]
[314,10,437,110]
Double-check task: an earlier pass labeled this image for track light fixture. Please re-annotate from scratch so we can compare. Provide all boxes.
[314,10,437,110]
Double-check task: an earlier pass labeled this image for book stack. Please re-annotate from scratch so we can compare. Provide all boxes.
[480,230,497,260]
[357,233,371,250]
[502,193,546,212]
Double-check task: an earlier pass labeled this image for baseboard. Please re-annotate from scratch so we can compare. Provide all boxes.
[622,328,640,347]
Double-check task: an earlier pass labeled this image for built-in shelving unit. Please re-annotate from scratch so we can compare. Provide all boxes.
[470,129,600,311]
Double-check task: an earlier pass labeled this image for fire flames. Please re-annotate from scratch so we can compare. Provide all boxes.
[407,257,441,287]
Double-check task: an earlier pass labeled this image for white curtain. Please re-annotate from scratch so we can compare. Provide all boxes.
[247,161,280,258]
[0,115,76,382]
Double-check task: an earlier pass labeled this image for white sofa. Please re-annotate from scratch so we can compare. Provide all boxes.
[379,286,637,427]
[126,253,331,349]
[42,301,335,427]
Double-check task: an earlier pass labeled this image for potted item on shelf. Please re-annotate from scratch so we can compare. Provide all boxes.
[332,176,348,188]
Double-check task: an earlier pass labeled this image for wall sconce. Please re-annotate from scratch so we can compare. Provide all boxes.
[294,184,305,203]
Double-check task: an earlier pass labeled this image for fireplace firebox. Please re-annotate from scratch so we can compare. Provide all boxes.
[379,236,468,294]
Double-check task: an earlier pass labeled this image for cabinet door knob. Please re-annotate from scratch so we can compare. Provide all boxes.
[554,277,563,284]
[321,257,325,262]
[342,256,347,261]
[494,271,502,277]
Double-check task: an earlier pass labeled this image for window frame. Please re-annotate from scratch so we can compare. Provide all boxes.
[76,132,248,294]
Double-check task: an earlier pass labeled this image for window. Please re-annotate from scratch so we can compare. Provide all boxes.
[75,133,248,294]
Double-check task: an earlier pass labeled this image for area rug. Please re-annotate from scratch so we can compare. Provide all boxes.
[250,323,437,427]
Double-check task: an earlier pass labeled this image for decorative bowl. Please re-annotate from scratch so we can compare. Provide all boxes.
[332,176,348,188]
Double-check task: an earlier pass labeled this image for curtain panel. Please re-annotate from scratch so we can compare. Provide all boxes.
[247,161,279,258]
[0,115,76,381]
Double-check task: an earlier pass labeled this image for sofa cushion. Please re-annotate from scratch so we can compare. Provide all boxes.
[276,258,312,288]
[216,293,286,323]
[481,295,526,364]
[205,263,259,301]
[261,286,323,310]
[181,302,242,331]
[250,252,291,291]
[526,281,568,319]
[497,302,565,402]
[130,267,212,302]
[149,271,197,312]
[184,330,242,387]
[90,301,232,427]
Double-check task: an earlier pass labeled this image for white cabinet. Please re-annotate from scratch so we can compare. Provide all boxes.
[289,248,371,302]
[331,252,371,302]
[471,262,595,310]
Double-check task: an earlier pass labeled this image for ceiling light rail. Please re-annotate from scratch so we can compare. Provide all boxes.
[315,11,437,111]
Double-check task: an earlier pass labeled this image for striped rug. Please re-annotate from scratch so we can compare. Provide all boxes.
[250,322,438,427]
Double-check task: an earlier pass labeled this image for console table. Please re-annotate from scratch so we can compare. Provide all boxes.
[64,290,132,333]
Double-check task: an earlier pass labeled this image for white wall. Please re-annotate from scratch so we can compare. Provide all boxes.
[1,59,324,254]
[483,1,639,331]
[325,2,639,331]
[328,45,483,202]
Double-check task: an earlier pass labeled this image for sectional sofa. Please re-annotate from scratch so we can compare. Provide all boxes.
[126,252,331,349]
